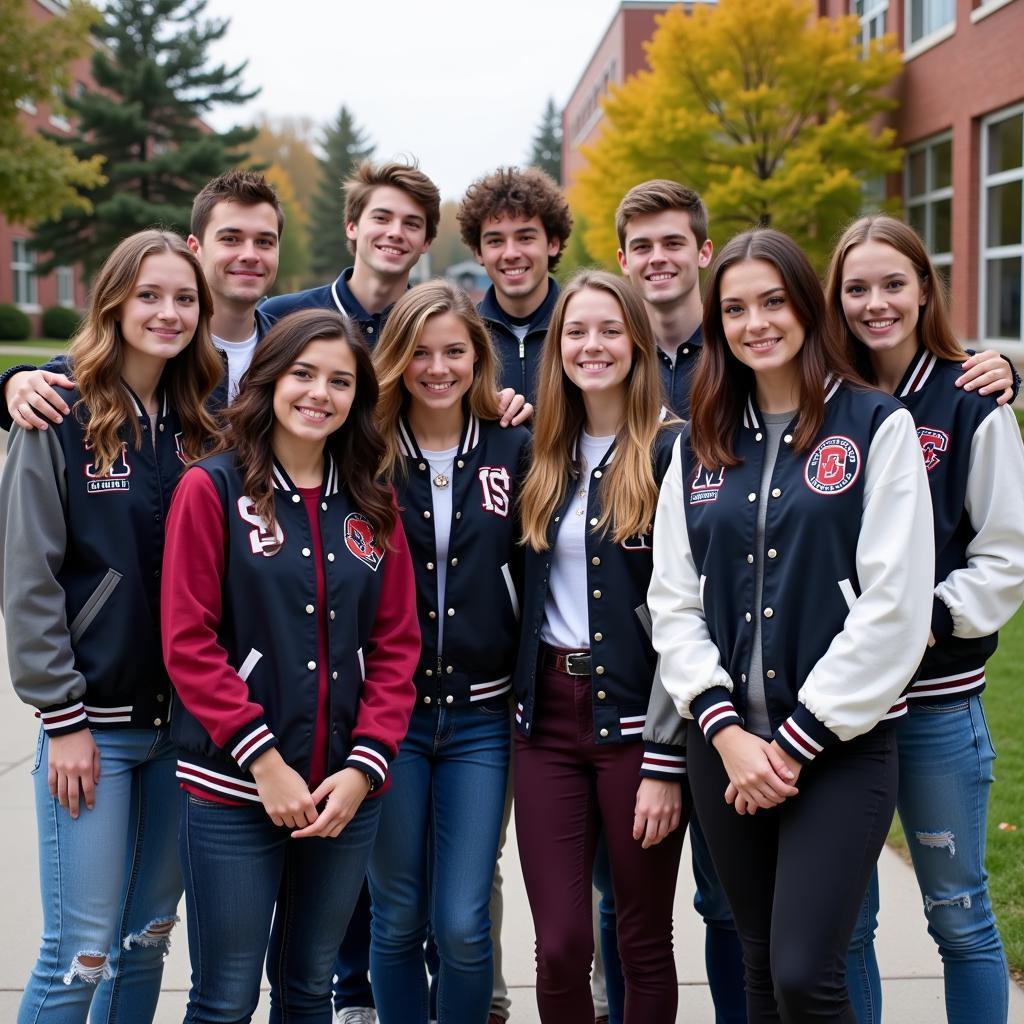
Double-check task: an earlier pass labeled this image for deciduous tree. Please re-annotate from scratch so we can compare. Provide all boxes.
[572,0,902,266]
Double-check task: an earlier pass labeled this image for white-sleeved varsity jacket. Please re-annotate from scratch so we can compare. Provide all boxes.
[648,380,935,766]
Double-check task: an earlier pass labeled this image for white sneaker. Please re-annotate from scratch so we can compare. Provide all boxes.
[335,1009,376,1024]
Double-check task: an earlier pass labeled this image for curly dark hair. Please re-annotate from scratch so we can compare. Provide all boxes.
[457,166,573,271]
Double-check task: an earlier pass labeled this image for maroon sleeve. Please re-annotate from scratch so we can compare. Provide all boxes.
[344,502,420,789]
[161,468,277,771]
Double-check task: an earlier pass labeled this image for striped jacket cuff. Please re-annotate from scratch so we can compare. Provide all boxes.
[773,704,839,765]
[38,700,89,736]
[640,742,687,780]
[228,721,277,772]
[344,740,391,790]
[930,595,955,643]
[690,687,742,744]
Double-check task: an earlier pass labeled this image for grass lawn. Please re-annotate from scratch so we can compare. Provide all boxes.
[890,407,1024,979]
[0,352,63,374]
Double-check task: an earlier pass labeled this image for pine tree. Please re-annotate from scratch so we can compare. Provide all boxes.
[32,0,257,275]
[309,106,374,280]
[528,97,562,184]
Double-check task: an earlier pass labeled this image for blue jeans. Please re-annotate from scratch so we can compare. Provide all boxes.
[849,695,1008,1024]
[368,701,510,1023]
[20,727,182,1024]
[180,789,381,1023]
[331,881,374,1012]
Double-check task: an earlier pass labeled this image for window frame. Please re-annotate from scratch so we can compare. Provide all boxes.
[12,238,39,311]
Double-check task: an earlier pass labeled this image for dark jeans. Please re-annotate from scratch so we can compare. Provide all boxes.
[514,659,687,1024]
[180,791,381,1023]
[332,882,374,1012]
[687,721,897,1024]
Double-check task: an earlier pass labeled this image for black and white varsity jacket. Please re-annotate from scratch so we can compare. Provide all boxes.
[512,426,687,780]
[648,380,935,766]
[895,347,1024,701]
[393,412,531,710]
[0,385,187,735]
[478,278,559,405]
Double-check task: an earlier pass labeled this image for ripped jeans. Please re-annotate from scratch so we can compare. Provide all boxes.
[851,695,1008,1024]
[19,727,182,1024]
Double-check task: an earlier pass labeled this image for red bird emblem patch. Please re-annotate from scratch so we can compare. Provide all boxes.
[344,513,384,572]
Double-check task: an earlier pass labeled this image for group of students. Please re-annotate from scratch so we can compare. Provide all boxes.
[1,158,1022,1024]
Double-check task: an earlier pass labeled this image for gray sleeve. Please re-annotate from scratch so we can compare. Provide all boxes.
[637,602,687,780]
[0,425,86,719]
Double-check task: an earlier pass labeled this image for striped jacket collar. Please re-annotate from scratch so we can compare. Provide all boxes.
[569,430,618,473]
[270,452,341,497]
[396,410,482,460]
[741,374,842,431]
[120,380,170,420]
[895,345,939,398]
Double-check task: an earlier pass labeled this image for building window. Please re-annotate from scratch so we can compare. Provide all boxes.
[12,239,38,309]
[980,105,1023,341]
[853,0,887,55]
[48,84,70,133]
[905,133,952,290]
[56,266,75,308]
[906,0,955,46]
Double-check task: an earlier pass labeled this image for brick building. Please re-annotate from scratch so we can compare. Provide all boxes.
[562,0,1024,345]
[1,0,97,332]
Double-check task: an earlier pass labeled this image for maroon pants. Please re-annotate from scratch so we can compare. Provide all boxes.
[514,659,687,1023]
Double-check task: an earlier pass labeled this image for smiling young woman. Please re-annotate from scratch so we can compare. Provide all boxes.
[161,308,419,1022]
[650,228,936,1023]
[0,229,221,1024]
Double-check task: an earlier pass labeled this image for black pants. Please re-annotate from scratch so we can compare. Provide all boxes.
[687,721,897,1024]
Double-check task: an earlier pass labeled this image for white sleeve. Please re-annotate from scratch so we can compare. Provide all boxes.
[934,404,1024,638]
[647,437,734,719]
[796,409,934,740]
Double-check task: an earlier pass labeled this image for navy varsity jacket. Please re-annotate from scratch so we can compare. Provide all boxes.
[161,452,419,802]
[895,347,1024,701]
[478,278,560,404]
[260,267,391,348]
[649,381,935,766]
[658,325,702,420]
[512,426,687,779]
[0,385,187,734]
[393,412,531,709]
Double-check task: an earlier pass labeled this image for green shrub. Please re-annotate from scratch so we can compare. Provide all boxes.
[0,304,31,341]
[41,305,81,340]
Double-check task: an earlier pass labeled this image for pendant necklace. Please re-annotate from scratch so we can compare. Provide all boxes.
[433,471,449,489]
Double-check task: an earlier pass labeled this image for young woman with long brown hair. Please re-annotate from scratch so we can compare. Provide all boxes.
[0,229,221,1023]
[364,280,529,1023]
[161,308,419,1021]
[649,227,936,1023]
[512,269,687,1024]
[826,215,1024,1024]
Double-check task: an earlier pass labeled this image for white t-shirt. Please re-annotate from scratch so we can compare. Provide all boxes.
[212,330,259,403]
[540,432,615,650]
[422,444,458,650]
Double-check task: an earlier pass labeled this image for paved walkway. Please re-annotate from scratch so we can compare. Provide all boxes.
[0,633,1021,1021]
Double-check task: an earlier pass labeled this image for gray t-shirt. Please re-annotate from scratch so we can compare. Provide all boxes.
[745,410,795,739]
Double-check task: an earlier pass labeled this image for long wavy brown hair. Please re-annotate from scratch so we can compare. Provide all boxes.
[825,215,965,381]
[520,269,671,551]
[69,230,221,475]
[690,229,861,469]
[217,309,397,548]
[373,279,500,479]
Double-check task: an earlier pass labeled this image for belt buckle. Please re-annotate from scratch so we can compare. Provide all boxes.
[565,652,590,675]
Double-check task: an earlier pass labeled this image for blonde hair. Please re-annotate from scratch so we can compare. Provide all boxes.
[373,279,500,478]
[520,270,670,550]
[69,230,221,475]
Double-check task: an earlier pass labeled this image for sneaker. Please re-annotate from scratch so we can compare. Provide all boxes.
[335,1009,376,1024]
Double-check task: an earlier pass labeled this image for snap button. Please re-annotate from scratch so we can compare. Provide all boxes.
[745,612,752,622]
[158,422,165,432]
[332,671,338,680]
[593,632,603,642]
[305,604,314,614]
[330,610,336,620]
[424,695,432,704]
[594,470,602,478]
[600,728,609,737]
[746,553,753,564]
[591,556,600,566]
[291,494,301,503]
[446,665,453,674]
[426,562,434,570]
[327,553,335,562]
[768,548,777,559]
[321,502,328,511]
[426,669,433,677]
[429,611,437,620]
[683,347,690,355]
[301,547,311,557]
[451,557,458,566]
[447,608,455,617]
[554,515,560,522]
[783,433,793,444]
[457,459,464,468]
[419,462,427,471]
[593,590,601,599]
[366,326,374,334]
[764,607,774,618]
[423,510,431,519]
[595,665,605,675]
[589,517,598,526]
[755,432,763,442]
[307,660,316,670]
[455,511,462,519]
[747,492,756,502]
[156,693,165,702]
[741,673,747,683]
[767,669,776,679]
[597,690,607,699]
[771,487,781,498]
[446,695,454,704]
[153,718,162,726]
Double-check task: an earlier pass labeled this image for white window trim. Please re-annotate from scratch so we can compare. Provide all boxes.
[905,131,953,269]
[15,97,37,114]
[852,0,888,56]
[978,102,1024,344]
[971,0,1017,23]
[56,266,75,309]
[12,239,39,311]
[902,19,956,60]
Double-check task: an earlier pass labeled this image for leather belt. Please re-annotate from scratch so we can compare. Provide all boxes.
[542,646,592,676]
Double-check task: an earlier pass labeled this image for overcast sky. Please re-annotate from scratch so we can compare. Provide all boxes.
[201,0,625,200]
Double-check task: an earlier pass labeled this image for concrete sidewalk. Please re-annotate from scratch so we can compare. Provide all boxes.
[0,663,1021,1021]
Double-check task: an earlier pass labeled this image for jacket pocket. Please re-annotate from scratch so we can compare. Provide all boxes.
[500,563,520,620]
[838,578,857,612]
[237,648,263,682]
[69,568,123,645]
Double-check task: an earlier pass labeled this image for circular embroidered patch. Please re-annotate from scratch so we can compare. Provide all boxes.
[804,436,861,494]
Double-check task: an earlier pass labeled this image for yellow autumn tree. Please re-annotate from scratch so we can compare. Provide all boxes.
[571,0,902,267]
[260,163,311,294]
